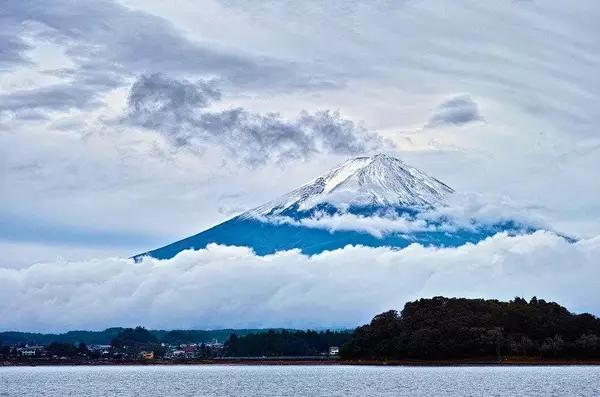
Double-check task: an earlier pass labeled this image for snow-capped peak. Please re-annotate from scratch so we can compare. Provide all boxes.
[246,153,454,217]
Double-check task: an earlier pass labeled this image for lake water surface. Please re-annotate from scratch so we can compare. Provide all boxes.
[1,365,599,396]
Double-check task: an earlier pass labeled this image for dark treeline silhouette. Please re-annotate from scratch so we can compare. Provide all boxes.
[341,296,600,360]
[111,327,157,348]
[0,328,124,346]
[47,342,94,359]
[224,330,351,357]
[0,328,268,346]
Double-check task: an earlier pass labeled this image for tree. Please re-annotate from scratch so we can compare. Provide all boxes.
[224,333,239,356]
[341,297,600,360]
[78,342,89,355]
[224,330,350,357]
[111,327,157,348]
[48,342,79,358]
[0,339,9,359]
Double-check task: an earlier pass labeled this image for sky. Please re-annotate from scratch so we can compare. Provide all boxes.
[1,1,599,331]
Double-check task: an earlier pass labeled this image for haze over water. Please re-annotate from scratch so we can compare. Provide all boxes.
[1,365,599,396]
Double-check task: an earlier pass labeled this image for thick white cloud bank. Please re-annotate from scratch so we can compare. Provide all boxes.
[1,231,599,333]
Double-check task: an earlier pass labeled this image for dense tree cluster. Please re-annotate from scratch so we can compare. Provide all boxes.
[224,330,350,357]
[47,342,93,358]
[341,297,600,360]
[111,327,157,348]
[0,338,9,359]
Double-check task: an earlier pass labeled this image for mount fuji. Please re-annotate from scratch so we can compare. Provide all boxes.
[134,154,536,261]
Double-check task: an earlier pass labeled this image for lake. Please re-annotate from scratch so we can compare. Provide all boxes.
[1,365,599,396]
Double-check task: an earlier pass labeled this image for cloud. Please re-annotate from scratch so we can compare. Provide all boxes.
[0,0,338,119]
[0,84,105,117]
[254,192,549,238]
[124,73,386,165]
[0,231,598,332]
[416,192,551,232]
[0,32,30,70]
[427,95,482,127]
[266,212,431,238]
[127,73,221,130]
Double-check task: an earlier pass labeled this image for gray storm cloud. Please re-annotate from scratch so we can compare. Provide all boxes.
[127,73,221,130]
[124,73,386,165]
[0,231,598,333]
[0,0,335,119]
[427,95,482,127]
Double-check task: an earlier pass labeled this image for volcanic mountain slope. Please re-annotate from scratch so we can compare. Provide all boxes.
[245,154,453,219]
[134,154,534,261]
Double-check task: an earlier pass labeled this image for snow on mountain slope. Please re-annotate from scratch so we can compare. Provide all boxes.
[246,153,454,217]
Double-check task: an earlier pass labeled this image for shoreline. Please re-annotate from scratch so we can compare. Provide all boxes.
[4,357,600,367]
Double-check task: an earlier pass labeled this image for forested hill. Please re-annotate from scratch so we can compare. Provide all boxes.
[341,297,600,360]
[0,328,272,346]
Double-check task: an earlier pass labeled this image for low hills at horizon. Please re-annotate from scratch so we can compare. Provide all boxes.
[4,296,600,362]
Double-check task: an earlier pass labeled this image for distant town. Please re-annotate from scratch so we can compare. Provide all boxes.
[0,327,348,365]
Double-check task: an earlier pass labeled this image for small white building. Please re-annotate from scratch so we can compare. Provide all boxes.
[17,345,45,357]
[329,346,339,356]
[171,350,186,358]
